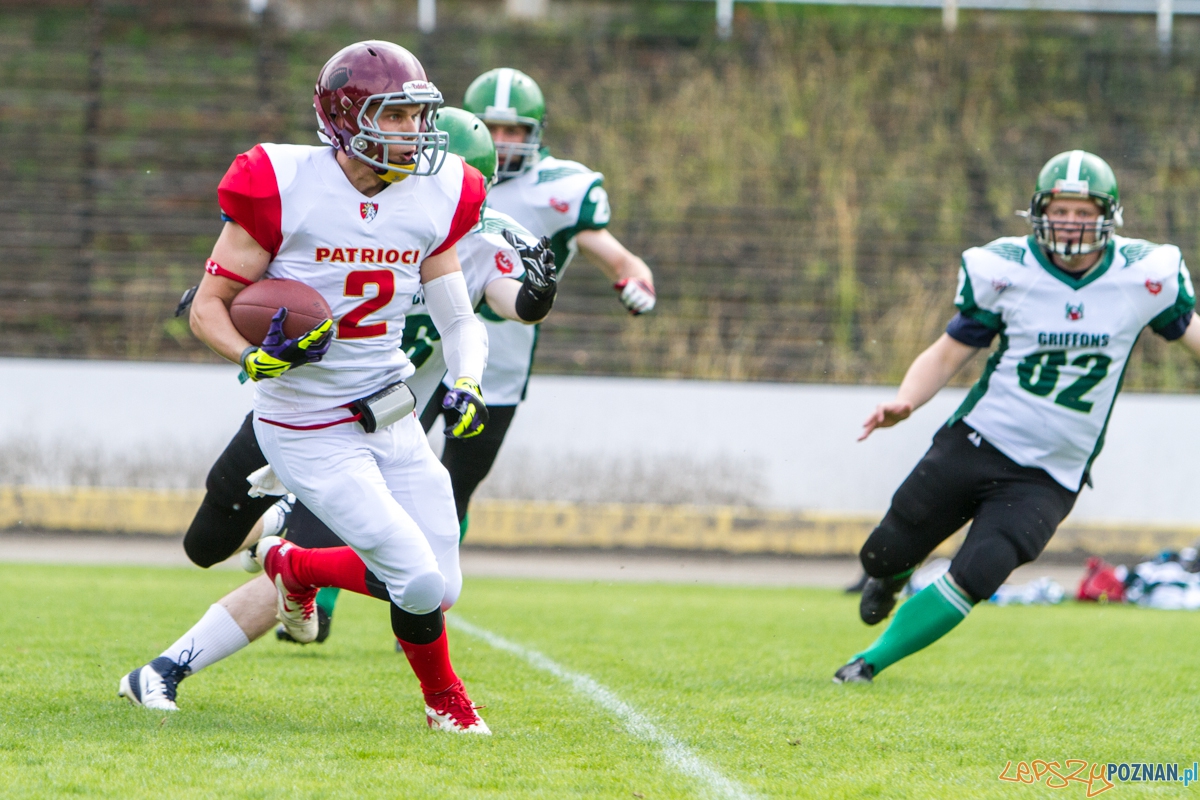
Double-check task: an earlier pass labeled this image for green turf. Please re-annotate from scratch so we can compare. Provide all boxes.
[1,564,1197,798]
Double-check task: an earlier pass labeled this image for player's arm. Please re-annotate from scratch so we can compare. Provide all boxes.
[859,334,980,441]
[575,228,656,315]
[190,221,271,364]
[422,248,490,438]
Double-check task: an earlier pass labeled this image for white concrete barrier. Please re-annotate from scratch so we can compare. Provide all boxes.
[1,357,1197,527]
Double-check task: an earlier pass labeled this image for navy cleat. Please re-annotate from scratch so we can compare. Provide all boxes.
[276,606,332,644]
[118,656,193,711]
[833,657,875,684]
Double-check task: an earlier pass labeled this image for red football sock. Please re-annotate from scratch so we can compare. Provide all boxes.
[398,629,459,695]
[287,546,370,596]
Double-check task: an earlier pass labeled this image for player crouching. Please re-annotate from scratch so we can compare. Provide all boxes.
[834,150,1200,684]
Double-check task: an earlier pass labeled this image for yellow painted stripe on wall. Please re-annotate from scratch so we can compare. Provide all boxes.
[0,487,1194,557]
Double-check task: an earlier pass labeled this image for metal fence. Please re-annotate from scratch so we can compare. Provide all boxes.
[4,0,1200,390]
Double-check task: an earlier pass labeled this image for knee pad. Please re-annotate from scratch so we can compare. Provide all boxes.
[439,574,462,612]
[395,570,446,615]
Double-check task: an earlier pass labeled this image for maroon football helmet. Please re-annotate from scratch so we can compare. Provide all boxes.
[314,41,448,179]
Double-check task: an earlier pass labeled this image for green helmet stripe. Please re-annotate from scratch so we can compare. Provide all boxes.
[1066,150,1084,183]
[493,67,514,111]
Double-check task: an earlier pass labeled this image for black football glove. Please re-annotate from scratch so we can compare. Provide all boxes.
[502,229,557,297]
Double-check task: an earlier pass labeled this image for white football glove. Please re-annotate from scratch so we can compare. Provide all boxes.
[614,277,656,315]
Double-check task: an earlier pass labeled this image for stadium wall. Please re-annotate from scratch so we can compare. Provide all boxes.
[1,358,1197,556]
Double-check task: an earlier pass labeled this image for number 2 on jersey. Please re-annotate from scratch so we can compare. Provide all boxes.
[339,270,394,339]
[1017,350,1112,413]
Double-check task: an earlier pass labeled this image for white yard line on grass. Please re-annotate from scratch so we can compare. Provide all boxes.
[449,616,756,800]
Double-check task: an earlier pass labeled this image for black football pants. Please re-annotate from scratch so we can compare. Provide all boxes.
[859,420,1079,603]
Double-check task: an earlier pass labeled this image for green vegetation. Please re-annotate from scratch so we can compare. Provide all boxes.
[4,3,1200,387]
[1,562,1198,798]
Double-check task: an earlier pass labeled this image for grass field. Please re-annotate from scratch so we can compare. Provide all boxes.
[1,563,1198,799]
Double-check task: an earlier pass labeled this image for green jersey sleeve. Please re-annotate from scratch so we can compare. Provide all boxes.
[954,257,1004,331]
[1149,258,1196,335]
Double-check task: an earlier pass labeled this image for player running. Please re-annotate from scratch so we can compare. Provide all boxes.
[121,42,507,734]
[834,150,1200,684]
[420,68,657,536]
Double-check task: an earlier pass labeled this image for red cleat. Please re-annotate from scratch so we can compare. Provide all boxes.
[424,680,491,734]
[253,536,319,644]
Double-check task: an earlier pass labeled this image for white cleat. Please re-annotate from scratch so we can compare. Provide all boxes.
[253,535,319,644]
[424,680,491,734]
[118,657,191,711]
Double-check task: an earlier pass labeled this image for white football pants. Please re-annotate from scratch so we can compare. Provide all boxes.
[253,412,461,615]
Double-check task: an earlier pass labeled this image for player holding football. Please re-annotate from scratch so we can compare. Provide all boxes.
[833,151,1200,684]
[418,68,657,536]
[121,42,513,733]
[118,103,555,724]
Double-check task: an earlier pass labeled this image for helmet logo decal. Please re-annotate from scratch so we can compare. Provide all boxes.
[549,198,570,214]
[1066,303,1084,321]
[326,67,352,91]
[494,251,514,274]
[360,202,378,222]
[1145,279,1163,295]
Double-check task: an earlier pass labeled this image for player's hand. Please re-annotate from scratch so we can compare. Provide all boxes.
[442,377,488,439]
[241,308,333,381]
[502,230,557,296]
[614,277,656,315]
[859,401,914,441]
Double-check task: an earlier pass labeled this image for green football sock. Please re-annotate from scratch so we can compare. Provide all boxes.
[315,587,340,617]
[458,514,469,544]
[855,574,975,674]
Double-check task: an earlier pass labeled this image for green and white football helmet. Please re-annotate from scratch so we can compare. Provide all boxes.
[463,68,545,181]
[434,106,499,191]
[1024,150,1123,257]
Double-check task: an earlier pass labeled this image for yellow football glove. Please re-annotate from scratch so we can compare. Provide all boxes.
[441,377,488,439]
[240,310,333,382]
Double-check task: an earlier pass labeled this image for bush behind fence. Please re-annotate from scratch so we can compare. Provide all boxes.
[4,0,1200,389]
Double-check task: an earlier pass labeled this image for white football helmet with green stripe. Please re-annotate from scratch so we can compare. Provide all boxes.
[1023,150,1123,257]
[463,68,546,181]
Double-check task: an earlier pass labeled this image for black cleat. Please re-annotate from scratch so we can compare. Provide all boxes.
[276,605,331,644]
[859,574,909,625]
[833,657,875,684]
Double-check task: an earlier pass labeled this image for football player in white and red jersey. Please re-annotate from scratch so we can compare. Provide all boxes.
[116,110,558,717]
[180,41,493,733]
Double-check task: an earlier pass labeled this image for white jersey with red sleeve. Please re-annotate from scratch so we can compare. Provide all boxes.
[217,143,486,414]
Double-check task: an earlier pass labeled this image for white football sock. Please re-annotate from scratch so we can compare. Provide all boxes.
[159,604,250,674]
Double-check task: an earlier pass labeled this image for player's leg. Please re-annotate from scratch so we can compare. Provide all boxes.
[842,436,1078,682]
[437,404,518,537]
[184,413,278,568]
[253,416,488,732]
[855,421,981,626]
[274,500,347,644]
[119,575,278,710]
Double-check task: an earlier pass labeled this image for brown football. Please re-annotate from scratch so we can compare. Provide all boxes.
[230,279,333,346]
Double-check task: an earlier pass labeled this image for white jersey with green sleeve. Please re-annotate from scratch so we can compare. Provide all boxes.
[402,207,531,412]
[949,234,1194,490]
[469,152,610,404]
